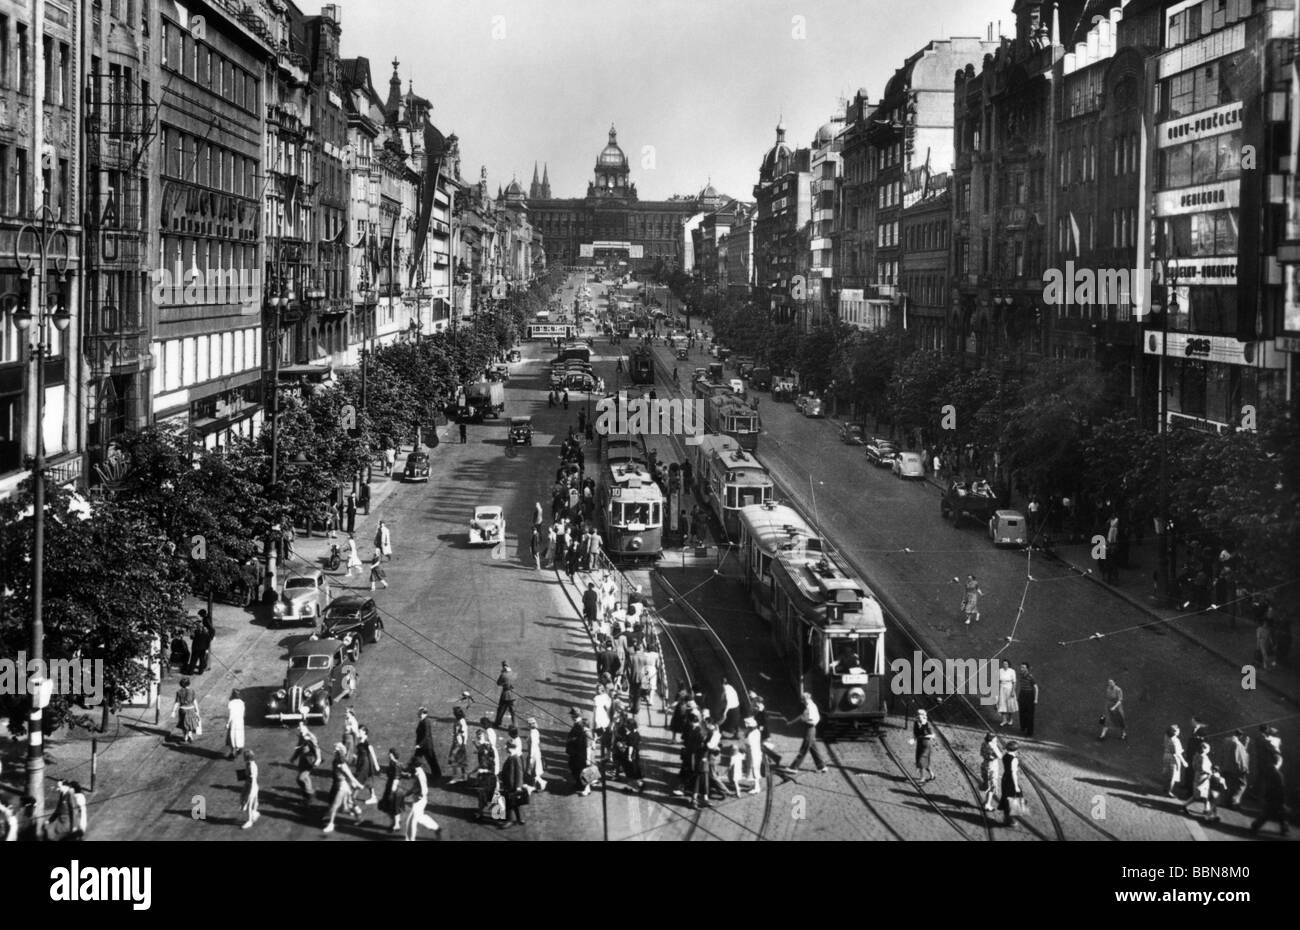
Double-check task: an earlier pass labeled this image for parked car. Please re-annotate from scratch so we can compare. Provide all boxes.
[988,509,1029,548]
[506,349,522,363]
[404,451,430,482]
[729,378,745,396]
[865,438,897,466]
[800,395,825,418]
[839,423,866,445]
[508,416,534,446]
[891,451,926,479]
[264,638,356,725]
[488,363,510,382]
[771,378,796,402]
[272,570,331,629]
[320,595,383,659]
[941,478,1000,527]
[469,505,506,546]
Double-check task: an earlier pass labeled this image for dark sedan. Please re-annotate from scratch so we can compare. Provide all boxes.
[839,423,866,445]
[404,451,430,482]
[320,595,383,660]
[865,438,897,466]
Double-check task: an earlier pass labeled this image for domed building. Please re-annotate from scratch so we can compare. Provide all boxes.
[524,123,723,270]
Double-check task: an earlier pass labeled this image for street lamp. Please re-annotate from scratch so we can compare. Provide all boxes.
[11,205,74,832]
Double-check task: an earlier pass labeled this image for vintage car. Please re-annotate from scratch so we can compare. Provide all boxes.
[891,451,926,479]
[941,478,1001,527]
[988,509,1029,548]
[404,451,431,482]
[264,638,356,725]
[271,570,331,629]
[729,378,745,396]
[506,349,522,363]
[838,423,866,445]
[468,505,506,545]
[675,347,689,360]
[796,394,825,417]
[508,416,534,446]
[865,438,897,466]
[320,595,383,659]
[488,363,510,382]
[565,371,597,392]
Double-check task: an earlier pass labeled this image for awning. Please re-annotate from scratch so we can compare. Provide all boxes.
[277,363,333,382]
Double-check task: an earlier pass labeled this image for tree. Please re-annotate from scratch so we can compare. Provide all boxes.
[1001,358,1109,497]
[0,485,191,733]
[887,349,956,441]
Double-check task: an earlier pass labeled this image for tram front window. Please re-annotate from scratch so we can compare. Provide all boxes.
[831,638,866,675]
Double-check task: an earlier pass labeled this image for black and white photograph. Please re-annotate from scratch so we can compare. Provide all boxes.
[0,0,1297,910]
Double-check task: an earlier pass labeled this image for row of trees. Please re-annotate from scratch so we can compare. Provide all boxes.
[680,284,1298,611]
[0,270,562,733]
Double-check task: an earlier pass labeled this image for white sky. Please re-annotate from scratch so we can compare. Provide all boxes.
[324,0,1018,201]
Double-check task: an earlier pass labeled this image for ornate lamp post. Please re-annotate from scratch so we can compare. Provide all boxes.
[10,206,74,830]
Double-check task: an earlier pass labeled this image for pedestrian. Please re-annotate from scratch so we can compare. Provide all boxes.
[548,390,556,408]
[414,707,443,781]
[961,574,984,624]
[369,551,388,591]
[459,421,468,444]
[749,693,784,771]
[49,779,87,841]
[226,689,246,759]
[239,749,260,830]
[719,675,742,739]
[342,707,360,763]
[583,583,599,628]
[1249,728,1287,835]
[1184,716,1208,792]
[379,748,405,833]
[499,735,527,827]
[565,708,593,796]
[913,708,937,782]
[1255,615,1277,670]
[448,706,470,784]
[323,743,364,833]
[1219,729,1249,809]
[783,692,828,775]
[172,677,201,743]
[281,520,295,562]
[345,534,363,577]
[404,761,442,840]
[565,538,580,583]
[726,740,747,797]
[1162,725,1188,797]
[374,520,392,561]
[562,390,570,410]
[494,661,518,728]
[996,659,1019,728]
[291,721,321,801]
[384,447,396,475]
[998,741,1024,827]
[354,725,380,806]
[1181,742,1219,822]
[1098,678,1127,740]
[743,716,764,795]
[188,610,213,674]
[980,732,1002,811]
[525,717,548,792]
[345,492,357,534]
[1017,663,1038,737]
[474,727,503,821]
[240,557,259,608]
[326,502,340,539]
[1104,514,1121,583]
[553,523,568,570]
[359,480,371,515]
[597,637,620,682]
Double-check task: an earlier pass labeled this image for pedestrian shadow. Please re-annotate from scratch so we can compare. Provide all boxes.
[161,739,228,761]
[1077,775,1153,795]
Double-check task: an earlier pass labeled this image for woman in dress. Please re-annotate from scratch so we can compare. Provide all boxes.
[322,742,363,833]
[525,716,548,792]
[961,574,984,624]
[369,551,388,591]
[225,689,246,760]
[743,716,764,795]
[240,749,260,830]
[447,706,470,784]
[979,732,1003,812]
[998,740,1024,827]
[353,725,380,806]
[1162,724,1187,797]
[172,677,200,743]
[378,748,405,833]
[997,660,1019,728]
[345,534,363,577]
[1099,678,1127,740]
[613,712,646,793]
[342,708,360,763]
[1181,742,1220,822]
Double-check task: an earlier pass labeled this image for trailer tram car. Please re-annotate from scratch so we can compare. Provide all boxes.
[693,436,774,538]
[738,504,887,734]
[705,394,760,451]
[597,434,664,560]
[737,503,822,622]
[629,346,655,385]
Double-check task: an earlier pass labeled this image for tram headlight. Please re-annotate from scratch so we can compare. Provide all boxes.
[629,537,643,551]
[846,687,865,708]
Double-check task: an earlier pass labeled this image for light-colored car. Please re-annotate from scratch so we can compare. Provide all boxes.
[891,451,926,479]
[729,378,745,395]
[468,505,506,546]
[989,509,1028,547]
[272,569,331,629]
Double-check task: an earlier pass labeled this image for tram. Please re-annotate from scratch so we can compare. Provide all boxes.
[629,346,655,385]
[693,436,774,539]
[704,394,760,451]
[596,434,664,560]
[737,502,887,734]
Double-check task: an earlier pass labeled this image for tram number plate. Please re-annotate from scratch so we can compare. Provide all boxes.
[840,673,870,685]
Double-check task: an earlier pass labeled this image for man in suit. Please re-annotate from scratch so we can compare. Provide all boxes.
[583,584,600,629]
[494,661,518,728]
[414,707,442,781]
[565,709,591,796]
[1219,729,1250,809]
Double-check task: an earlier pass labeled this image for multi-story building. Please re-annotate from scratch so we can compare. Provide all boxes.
[692,190,741,287]
[0,0,86,495]
[900,170,951,349]
[152,1,269,447]
[723,207,754,297]
[527,126,707,271]
[807,117,843,327]
[83,0,153,473]
[752,119,811,326]
[1140,0,1291,430]
[834,88,878,323]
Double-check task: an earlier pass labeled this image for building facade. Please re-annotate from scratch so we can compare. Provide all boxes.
[752,119,811,326]
[900,171,951,349]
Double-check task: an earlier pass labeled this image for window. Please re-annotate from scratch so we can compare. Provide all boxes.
[0,15,8,89]
[42,35,52,102]
[57,158,68,217]
[15,147,27,216]
[16,22,28,93]
[58,42,68,106]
